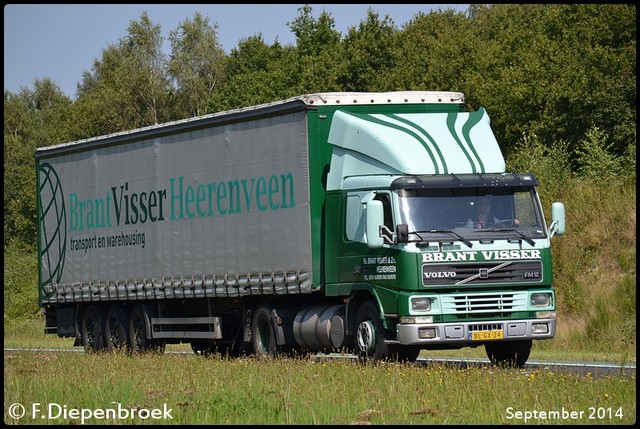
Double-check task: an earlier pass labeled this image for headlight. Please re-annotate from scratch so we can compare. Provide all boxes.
[531,293,551,307]
[411,297,431,312]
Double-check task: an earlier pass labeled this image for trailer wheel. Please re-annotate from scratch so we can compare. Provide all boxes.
[485,340,532,368]
[128,304,164,354]
[354,301,388,362]
[81,305,106,352]
[105,305,130,352]
[251,306,276,358]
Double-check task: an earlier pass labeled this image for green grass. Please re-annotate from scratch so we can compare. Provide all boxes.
[4,349,636,425]
[4,318,636,425]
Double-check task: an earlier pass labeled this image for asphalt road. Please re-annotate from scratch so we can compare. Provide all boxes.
[415,356,636,379]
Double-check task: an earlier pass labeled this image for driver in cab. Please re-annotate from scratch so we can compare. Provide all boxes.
[465,196,519,228]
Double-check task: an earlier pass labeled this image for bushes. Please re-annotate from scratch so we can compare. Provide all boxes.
[507,128,636,355]
[4,248,40,324]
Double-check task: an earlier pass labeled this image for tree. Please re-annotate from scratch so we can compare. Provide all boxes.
[4,81,72,251]
[212,35,296,111]
[393,8,472,92]
[75,12,171,136]
[168,12,226,118]
[338,8,399,92]
[287,4,345,93]
[121,11,171,126]
[464,4,636,160]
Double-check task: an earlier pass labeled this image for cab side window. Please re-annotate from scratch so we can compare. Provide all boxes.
[345,192,394,244]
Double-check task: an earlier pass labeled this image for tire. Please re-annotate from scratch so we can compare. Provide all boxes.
[105,304,131,353]
[81,305,106,352]
[388,344,421,363]
[128,304,164,354]
[485,340,532,368]
[251,306,276,359]
[354,301,388,362]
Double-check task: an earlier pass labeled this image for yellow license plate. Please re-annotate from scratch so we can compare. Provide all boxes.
[471,330,504,341]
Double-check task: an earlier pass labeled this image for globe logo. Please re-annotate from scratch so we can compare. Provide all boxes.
[38,162,66,297]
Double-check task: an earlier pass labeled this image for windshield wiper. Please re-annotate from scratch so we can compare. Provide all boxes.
[408,229,473,248]
[474,228,535,246]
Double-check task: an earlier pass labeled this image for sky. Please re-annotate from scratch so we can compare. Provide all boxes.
[4,4,468,99]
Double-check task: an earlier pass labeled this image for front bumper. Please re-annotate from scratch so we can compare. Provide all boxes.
[396,318,556,345]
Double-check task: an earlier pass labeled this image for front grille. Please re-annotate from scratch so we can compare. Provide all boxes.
[441,291,528,315]
[422,260,542,286]
[469,323,503,332]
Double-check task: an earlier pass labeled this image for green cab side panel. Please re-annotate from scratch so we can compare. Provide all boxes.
[326,107,505,190]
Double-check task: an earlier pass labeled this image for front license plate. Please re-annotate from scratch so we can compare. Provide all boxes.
[471,330,504,341]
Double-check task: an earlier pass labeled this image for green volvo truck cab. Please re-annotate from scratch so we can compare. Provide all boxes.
[316,94,565,366]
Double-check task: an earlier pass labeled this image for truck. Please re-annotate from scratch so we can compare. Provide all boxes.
[35,91,565,367]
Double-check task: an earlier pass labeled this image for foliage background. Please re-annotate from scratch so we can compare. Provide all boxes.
[4,4,636,357]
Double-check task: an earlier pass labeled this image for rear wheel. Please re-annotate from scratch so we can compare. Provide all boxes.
[128,304,164,354]
[81,305,106,352]
[105,304,130,352]
[354,301,388,362]
[485,340,532,368]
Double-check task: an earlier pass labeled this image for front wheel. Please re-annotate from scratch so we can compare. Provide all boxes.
[354,301,388,362]
[485,340,532,368]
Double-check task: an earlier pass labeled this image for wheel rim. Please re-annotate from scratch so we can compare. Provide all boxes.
[356,320,376,355]
[256,319,270,355]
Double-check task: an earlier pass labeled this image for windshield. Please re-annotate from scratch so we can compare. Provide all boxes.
[397,186,547,241]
